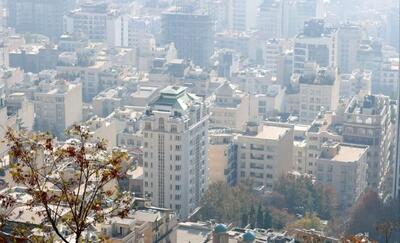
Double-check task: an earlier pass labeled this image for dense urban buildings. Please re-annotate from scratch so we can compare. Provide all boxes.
[7,0,75,40]
[0,0,399,241]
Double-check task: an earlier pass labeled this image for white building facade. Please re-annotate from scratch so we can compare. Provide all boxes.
[141,86,209,219]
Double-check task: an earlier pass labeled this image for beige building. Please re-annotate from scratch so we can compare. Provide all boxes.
[208,130,237,186]
[34,80,82,138]
[293,124,310,173]
[249,85,285,121]
[343,95,395,192]
[315,142,368,208]
[236,122,293,189]
[305,111,343,175]
[6,92,34,131]
[299,66,340,124]
[210,82,249,131]
[340,69,372,98]
[231,68,274,95]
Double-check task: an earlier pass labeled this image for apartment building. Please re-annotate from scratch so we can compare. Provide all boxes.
[7,0,75,40]
[208,130,237,186]
[210,81,249,131]
[334,23,363,74]
[293,124,310,173]
[315,142,368,209]
[375,58,399,98]
[340,69,372,98]
[263,39,283,75]
[64,2,129,47]
[236,122,293,189]
[162,9,214,67]
[141,86,209,219]
[249,85,286,121]
[258,0,286,39]
[34,80,82,138]
[305,111,344,175]
[343,95,395,191]
[293,19,335,74]
[215,31,259,61]
[299,65,340,124]
[229,0,262,32]
[231,68,274,95]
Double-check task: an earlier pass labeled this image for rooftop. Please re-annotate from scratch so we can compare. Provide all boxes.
[331,145,367,162]
[176,222,211,243]
[299,67,336,86]
[152,86,199,111]
[320,143,368,163]
[345,95,387,116]
[255,125,291,140]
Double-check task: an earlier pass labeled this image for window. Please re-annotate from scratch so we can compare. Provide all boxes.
[159,118,165,131]
[145,122,151,130]
[171,125,177,132]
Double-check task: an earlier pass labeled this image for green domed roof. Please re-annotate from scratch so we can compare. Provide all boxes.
[214,224,228,233]
[242,231,256,242]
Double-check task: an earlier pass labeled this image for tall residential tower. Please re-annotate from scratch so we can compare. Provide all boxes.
[141,86,209,219]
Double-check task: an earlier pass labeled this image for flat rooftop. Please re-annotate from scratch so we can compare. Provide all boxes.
[332,145,367,162]
[175,222,211,243]
[131,86,158,99]
[322,144,367,163]
[255,125,290,140]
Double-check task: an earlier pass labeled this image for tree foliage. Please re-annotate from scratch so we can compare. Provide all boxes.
[4,126,132,242]
[346,190,400,242]
[287,213,325,231]
[196,182,261,225]
[272,174,336,219]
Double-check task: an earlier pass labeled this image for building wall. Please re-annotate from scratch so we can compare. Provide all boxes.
[142,88,209,219]
[299,74,340,124]
[343,96,395,191]
[64,83,83,129]
[7,0,75,40]
[315,145,368,208]
[162,11,214,67]
[334,24,362,74]
[236,124,293,190]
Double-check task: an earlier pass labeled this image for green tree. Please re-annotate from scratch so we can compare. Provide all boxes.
[272,174,336,219]
[249,204,256,228]
[241,212,248,227]
[197,182,261,224]
[346,190,384,241]
[263,209,272,229]
[256,204,264,228]
[287,213,325,231]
